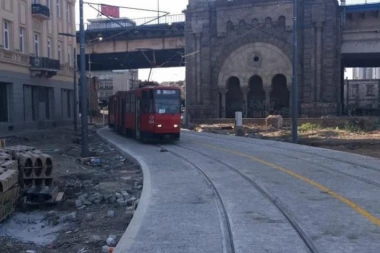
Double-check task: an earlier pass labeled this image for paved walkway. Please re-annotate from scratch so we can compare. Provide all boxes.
[98,128,380,253]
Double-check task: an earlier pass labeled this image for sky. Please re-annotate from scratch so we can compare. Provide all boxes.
[75,0,380,82]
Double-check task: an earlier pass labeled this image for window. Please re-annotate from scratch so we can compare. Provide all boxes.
[34,33,40,57]
[56,0,61,18]
[68,45,72,66]
[0,83,9,122]
[61,89,72,118]
[366,84,375,96]
[130,93,135,112]
[32,0,39,4]
[47,39,51,58]
[58,42,62,61]
[66,3,71,23]
[47,0,51,9]
[126,93,131,112]
[154,89,181,114]
[19,27,25,53]
[4,20,9,50]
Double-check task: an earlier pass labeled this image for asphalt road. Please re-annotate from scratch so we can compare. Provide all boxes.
[98,128,380,253]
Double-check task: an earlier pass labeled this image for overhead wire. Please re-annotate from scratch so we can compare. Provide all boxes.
[82,0,296,70]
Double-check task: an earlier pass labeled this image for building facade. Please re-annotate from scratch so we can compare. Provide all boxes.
[92,70,138,105]
[0,0,76,133]
[185,0,341,119]
[353,68,380,80]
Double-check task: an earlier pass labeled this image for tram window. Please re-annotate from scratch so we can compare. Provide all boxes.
[126,93,131,112]
[141,91,150,113]
[149,90,155,113]
[130,93,135,112]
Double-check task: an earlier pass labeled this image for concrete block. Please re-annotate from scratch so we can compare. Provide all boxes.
[0,168,19,193]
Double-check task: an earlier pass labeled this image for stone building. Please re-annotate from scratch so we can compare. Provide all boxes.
[0,0,76,133]
[185,0,341,119]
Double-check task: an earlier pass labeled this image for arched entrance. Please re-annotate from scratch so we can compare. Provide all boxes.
[247,75,266,118]
[217,42,292,118]
[226,77,243,118]
[270,74,290,116]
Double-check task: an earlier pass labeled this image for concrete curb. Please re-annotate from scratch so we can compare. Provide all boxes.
[97,127,152,253]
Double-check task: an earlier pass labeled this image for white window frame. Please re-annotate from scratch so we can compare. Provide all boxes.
[4,20,9,50]
[19,27,25,53]
[47,38,52,58]
[66,3,71,23]
[58,42,62,62]
[34,33,40,57]
[56,0,61,18]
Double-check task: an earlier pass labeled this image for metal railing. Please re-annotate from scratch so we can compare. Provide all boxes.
[31,3,50,18]
[29,56,60,70]
[76,13,185,31]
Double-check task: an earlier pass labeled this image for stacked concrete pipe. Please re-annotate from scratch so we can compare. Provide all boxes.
[2,145,56,205]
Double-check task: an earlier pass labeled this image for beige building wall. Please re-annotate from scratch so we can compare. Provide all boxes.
[0,0,78,134]
[0,0,76,81]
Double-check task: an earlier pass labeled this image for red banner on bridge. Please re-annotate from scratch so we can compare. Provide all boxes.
[100,4,120,18]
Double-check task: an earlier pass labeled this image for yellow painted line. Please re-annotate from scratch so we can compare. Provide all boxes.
[202,143,380,227]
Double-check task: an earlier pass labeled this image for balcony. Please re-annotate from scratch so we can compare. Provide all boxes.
[32,4,50,20]
[29,57,60,78]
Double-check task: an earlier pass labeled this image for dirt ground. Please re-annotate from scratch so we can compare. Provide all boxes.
[0,124,142,253]
[193,122,380,159]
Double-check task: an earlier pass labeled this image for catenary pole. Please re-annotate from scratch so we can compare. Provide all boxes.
[73,47,78,132]
[292,0,298,143]
[79,0,89,157]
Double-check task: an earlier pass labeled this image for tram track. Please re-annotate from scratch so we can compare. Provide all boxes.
[182,131,380,187]
[156,145,236,253]
[158,143,319,253]
[183,130,380,174]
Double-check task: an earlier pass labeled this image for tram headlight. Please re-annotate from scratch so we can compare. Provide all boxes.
[157,124,162,128]
[174,124,178,128]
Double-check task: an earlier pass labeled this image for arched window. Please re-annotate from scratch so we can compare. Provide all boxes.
[278,16,286,27]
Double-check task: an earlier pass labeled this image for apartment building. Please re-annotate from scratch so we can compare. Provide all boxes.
[92,70,138,105]
[0,0,76,133]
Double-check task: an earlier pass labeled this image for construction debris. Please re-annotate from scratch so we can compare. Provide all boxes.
[0,145,63,223]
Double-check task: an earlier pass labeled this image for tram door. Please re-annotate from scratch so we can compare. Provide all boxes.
[121,97,125,134]
[135,97,141,139]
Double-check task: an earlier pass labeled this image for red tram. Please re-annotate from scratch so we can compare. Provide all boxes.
[108,86,181,142]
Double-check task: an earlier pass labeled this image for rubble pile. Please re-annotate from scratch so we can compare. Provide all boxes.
[0,151,19,222]
[0,145,59,222]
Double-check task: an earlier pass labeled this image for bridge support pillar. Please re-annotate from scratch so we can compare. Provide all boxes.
[219,88,227,118]
[264,87,271,116]
[242,87,249,118]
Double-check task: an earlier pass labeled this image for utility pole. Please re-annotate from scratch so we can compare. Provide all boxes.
[157,0,160,24]
[88,53,93,125]
[73,47,78,132]
[79,0,89,157]
[291,0,298,143]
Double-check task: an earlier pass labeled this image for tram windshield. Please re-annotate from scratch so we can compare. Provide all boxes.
[154,89,181,114]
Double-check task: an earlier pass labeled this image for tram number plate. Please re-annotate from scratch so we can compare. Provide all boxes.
[149,116,155,124]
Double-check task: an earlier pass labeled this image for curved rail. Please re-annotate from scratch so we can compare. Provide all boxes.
[171,143,319,253]
[158,146,236,253]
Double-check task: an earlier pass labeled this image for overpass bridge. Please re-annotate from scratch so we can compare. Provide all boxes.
[76,3,380,72]
[75,14,185,71]
[341,2,380,67]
